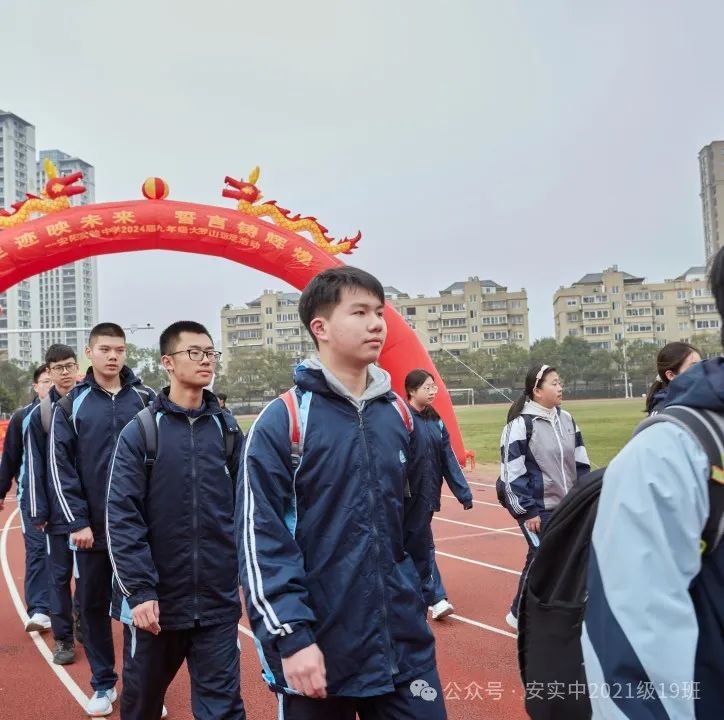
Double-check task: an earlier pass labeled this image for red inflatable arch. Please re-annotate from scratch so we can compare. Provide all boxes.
[0,168,468,462]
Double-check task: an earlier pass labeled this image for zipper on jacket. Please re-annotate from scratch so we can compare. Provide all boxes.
[357,407,397,677]
[189,418,200,620]
[551,416,568,492]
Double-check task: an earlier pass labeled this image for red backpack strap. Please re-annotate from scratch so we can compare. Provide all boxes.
[391,392,414,434]
[280,388,302,467]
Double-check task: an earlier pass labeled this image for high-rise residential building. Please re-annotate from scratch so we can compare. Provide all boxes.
[220,291,316,363]
[553,265,719,350]
[386,277,530,355]
[699,141,724,263]
[0,110,39,366]
[36,150,98,355]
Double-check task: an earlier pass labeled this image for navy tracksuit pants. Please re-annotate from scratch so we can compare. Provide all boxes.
[19,501,49,617]
[278,667,447,719]
[120,620,246,720]
[46,533,77,643]
[76,550,117,691]
[511,509,553,617]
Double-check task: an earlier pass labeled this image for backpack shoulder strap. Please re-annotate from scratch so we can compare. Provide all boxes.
[391,392,414,434]
[223,419,235,465]
[134,406,157,478]
[636,405,724,555]
[57,393,73,418]
[280,388,303,468]
[522,413,534,444]
[40,394,53,434]
[134,385,151,402]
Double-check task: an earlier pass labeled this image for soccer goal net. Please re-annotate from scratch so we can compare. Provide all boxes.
[448,388,475,406]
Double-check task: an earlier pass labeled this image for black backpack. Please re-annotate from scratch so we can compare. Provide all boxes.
[134,406,236,479]
[517,405,724,720]
[496,414,534,510]
[41,387,153,433]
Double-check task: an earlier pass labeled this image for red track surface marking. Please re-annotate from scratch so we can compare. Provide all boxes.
[0,465,530,719]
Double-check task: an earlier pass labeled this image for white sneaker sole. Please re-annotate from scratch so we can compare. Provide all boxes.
[25,621,51,633]
[87,707,113,718]
[87,690,117,717]
[432,606,455,620]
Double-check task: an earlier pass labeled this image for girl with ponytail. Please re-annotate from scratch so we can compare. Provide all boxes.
[499,364,590,630]
[644,342,701,415]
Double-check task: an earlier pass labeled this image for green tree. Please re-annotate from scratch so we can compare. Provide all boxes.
[529,338,561,369]
[583,349,616,391]
[492,344,530,389]
[0,361,33,410]
[559,336,592,393]
[691,333,721,360]
[126,343,168,390]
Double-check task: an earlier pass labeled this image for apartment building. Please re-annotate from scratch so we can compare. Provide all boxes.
[220,291,315,362]
[554,265,718,350]
[386,276,529,355]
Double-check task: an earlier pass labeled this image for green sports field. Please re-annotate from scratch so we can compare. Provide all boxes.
[454,398,646,468]
[238,397,647,469]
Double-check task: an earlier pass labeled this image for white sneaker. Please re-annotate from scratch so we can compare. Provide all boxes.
[162,706,168,718]
[430,599,455,620]
[505,611,518,630]
[86,688,117,717]
[25,612,52,633]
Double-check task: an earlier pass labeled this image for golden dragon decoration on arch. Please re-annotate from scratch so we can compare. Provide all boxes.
[0,159,86,229]
[222,167,360,255]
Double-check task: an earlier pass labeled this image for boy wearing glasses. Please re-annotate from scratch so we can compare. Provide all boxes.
[50,323,155,717]
[0,363,53,636]
[26,344,81,664]
[106,321,246,720]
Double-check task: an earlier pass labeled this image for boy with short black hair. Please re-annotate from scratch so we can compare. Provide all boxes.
[107,321,246,720]
[0,363,53,634]
[26,344,80,664]
[238,266,446,719]
[50,323,155,716]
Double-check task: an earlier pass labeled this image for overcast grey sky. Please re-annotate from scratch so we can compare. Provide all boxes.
[3,1,723,347]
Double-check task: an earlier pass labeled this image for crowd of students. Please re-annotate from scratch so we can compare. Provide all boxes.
[1,256,723,719]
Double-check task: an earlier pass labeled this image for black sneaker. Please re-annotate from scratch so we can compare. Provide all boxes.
[53,640,75,665]
[74,615,83,645]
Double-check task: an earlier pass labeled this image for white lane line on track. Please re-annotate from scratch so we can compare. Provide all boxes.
[435,531,505,542]
[238,623,254,639]
[1,508,90,709]
[435,550,521,576]
[466,480,496,489]
[447,613,517,639]
[432,516,522,537]
[441,493,505,509]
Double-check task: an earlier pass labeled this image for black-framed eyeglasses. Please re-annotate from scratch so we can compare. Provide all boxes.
[167,349,222,362]
[49,362,79,374]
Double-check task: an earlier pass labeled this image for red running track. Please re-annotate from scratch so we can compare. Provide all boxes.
[0,468,530,719]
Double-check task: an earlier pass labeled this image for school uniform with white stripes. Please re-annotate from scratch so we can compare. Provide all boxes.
[106,389,245,720]
[49,367,155,696]
[499,401,590,619]
[238,359,445,720]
